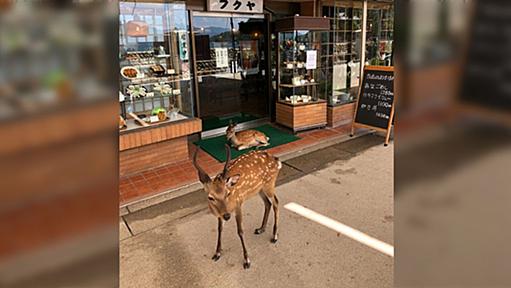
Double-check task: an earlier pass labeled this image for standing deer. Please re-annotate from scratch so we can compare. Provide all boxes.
[193,144,282,269]
[226,122,270,150]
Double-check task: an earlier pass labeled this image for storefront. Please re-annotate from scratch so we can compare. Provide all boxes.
[118,0,393,183]
[320,0,394,127]
[119,2,201,177]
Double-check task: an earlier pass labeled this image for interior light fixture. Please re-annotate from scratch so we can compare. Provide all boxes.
[126,18,149,37]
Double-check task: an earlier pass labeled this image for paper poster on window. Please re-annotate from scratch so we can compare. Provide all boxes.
[214,48,229,68]
[348,61,360,87]
[333,64,347,91]
[306,50,317,70]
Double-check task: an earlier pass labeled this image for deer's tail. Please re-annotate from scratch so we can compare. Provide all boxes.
[275,156,282,170]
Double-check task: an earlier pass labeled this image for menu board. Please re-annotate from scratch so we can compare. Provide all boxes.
[460,0,511,112]
[354,67,394,130]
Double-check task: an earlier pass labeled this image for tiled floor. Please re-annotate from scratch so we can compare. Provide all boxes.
[120,124,352,205]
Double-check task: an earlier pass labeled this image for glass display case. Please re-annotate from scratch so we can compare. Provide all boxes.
[277,30,326,105]
[275,16,329,132]
[119,1,194,130]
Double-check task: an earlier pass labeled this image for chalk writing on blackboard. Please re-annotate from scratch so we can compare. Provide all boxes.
[354,69,394,129]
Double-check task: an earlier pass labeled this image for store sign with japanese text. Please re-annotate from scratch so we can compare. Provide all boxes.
[207,0,263,14]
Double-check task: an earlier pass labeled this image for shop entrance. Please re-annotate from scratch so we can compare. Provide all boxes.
[191,12,269,137]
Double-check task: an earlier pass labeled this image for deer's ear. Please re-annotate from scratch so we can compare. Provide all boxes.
[226,174,240,188]
[197,170,211,184]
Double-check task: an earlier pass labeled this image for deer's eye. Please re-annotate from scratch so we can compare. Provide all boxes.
[208,196,215,201]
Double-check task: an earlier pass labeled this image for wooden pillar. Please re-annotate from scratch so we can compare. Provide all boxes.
[361,0,368,74]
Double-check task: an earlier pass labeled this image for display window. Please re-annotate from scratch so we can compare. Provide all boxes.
[119,1,195,131]
[274,16,329,132]
[322,4,364,106]
[321,1,394,107]
[366,4,394,67]
[277,30,328,105]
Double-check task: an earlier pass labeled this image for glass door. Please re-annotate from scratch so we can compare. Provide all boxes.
[192,13,268,132]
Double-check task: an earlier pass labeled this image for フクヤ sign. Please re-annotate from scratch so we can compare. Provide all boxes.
[207,0,263,14]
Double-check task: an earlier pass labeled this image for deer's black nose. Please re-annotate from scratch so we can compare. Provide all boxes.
[223,213,231,221]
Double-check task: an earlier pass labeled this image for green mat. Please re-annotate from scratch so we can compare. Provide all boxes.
[194,124,300,162]
[201,112,260,131]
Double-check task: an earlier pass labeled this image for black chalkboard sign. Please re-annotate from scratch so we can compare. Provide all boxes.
[351,66,395,146]
[460,0,511,112]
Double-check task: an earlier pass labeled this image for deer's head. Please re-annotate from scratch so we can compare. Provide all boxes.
[193,145,240,221]
[226,122,237,140]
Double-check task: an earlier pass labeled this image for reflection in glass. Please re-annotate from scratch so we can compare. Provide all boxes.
[119,1,194,129]
[194,15,268,131]
[278,30,327,105]
[322,4,364,106]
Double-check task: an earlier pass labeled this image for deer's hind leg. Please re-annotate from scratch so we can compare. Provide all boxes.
[261,182,279,243]
[271,194,279,243]
[256,136,270,147]
[255,191,272,235]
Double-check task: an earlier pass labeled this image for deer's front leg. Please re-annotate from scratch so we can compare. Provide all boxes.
[235,208,250,269]
[212,217,223,261]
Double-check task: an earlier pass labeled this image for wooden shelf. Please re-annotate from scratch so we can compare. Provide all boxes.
[278,99,326,106]
[123,75,189,85]
[279,82,320,88]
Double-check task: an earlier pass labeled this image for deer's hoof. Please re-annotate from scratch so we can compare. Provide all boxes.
[212,253,221,261]
[254,228,265,234]
[270,237,278,244]
[243,260,251,269]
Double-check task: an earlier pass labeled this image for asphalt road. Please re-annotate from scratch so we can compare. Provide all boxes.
[120,135,393,288]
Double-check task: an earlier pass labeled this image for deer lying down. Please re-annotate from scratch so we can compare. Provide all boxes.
[193,144,282,269]
[226,122,270,150]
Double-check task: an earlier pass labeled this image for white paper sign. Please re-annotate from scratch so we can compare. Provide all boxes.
[333,64,347,90]
[348,61,360,87]
[208,0,263,14]
[306,50,317,70]
[214,48,229,68]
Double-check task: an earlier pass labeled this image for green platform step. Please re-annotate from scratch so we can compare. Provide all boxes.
[194,124,300,162]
